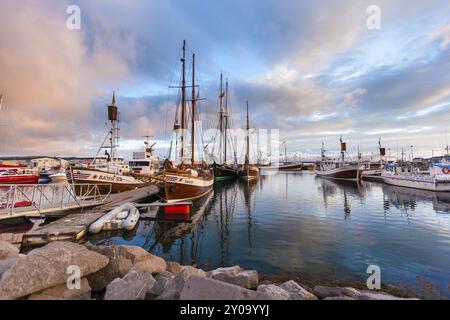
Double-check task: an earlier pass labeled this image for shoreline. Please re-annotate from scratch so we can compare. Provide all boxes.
[0,241,423,300]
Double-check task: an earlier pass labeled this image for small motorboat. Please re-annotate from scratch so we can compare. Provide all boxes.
[89,203,140,234]
[0,171,40,185]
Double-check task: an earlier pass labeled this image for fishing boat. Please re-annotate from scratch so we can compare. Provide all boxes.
[155,41,214,203]
[259,142,303,171]
[129,137,161,175]
[212,73,238,180]
[316,138,363,181]
[361,139,385,182]
[238,102,259,181]
[382,162,450,192]
[69,92,145,194]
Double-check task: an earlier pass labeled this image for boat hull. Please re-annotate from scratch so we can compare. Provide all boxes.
[238,165,259,181]
[158,173,214,203]
[213,164,237,181]
[0,175,40,185]
[69,169,145,194]
[382,175,450,192]
[316,165,362,181]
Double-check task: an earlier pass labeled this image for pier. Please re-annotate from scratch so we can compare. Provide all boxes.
[0,183,112,221]
[21,185,159,248]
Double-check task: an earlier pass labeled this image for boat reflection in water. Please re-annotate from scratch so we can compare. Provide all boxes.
[317,177,366,218]
[87,172,450,299]
[382,184,450,214]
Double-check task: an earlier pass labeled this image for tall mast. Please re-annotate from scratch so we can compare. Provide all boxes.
[181,40,187,162]
[246,101,250,165]
[224,79,229,164]
[219,73,224,163]
[191,53,196,165]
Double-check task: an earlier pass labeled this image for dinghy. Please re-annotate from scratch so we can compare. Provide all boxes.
[89,203,140,234]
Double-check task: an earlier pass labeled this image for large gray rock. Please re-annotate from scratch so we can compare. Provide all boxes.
[156,266,206,300]
[0,257,23,279]
[134,255,166,274]
[0,242,109,300]
[180,276,260,300]
[208,266,259,289]
[256,284,291,300]
[313,286,361,300]
[28,278,92,300]
[0,241,19,260]
[87,245,166,291]
[279,280,318,300]
[104,269,155,300]
[149,271,175,296]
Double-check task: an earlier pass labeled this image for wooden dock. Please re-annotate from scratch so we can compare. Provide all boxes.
[21,185,159,248]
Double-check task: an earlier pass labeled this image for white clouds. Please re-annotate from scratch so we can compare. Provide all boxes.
[343,88,368,108]
[426,23,450,49]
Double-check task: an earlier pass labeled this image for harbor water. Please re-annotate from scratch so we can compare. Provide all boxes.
[87,171,450,299]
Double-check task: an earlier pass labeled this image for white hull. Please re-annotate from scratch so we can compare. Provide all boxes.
[70,169,143,186]
[382,175,450,192]
[49,173,68,183]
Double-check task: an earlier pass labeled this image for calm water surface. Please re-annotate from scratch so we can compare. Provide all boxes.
[88,172,450,299]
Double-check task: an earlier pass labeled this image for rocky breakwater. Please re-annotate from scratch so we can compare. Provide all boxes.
[0,241,418,300]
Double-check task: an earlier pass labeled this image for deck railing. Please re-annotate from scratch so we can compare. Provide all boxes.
[0,183,112,217]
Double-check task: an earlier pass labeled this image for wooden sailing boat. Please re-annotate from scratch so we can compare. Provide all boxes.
[213,73,238,180]
[156,41,214,203]
[238,101,259,181]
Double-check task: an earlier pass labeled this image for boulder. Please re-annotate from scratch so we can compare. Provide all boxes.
[134,255,166,274]
[208,266,259,289]
[279,280,318,300]
[0,242,109,300]
[28,278,91,300]
[313,286,361,300]
[149,271,175,296]
[180,276,260,300]
[87,245,165,291]
[156,266,206,300]
[86,245,134,291]
[256,284,291,300]
[0,241,19,260]
[0,257,23,279]
[104,269,155,300]
[166,261,183,275]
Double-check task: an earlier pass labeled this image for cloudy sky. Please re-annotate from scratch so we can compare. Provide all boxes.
[1,0,450,160]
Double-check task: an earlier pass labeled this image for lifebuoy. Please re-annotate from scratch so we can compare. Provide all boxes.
[442,167,450,174]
